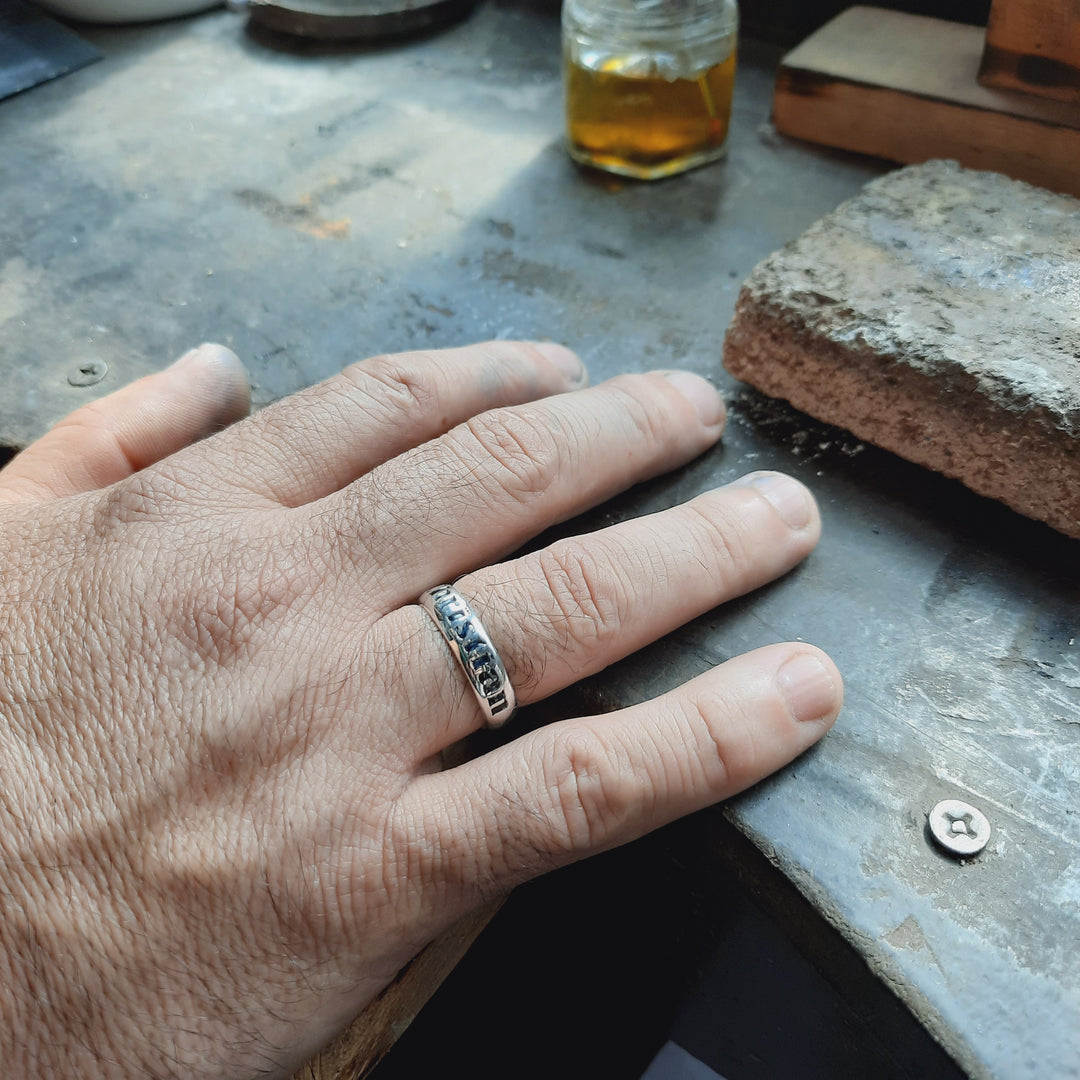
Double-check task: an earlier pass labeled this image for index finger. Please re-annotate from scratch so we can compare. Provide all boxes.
[180,341,586,507]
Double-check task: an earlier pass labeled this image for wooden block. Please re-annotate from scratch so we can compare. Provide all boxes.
[979,0,1080,103]
[290,900,503,1080]
[723,160,1080,539]
[772,6,1080,198]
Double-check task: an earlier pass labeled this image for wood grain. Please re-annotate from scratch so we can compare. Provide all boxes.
[289,900,504,1080]
[772,7,1080,198]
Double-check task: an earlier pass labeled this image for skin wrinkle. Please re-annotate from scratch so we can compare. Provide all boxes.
[365,614,478,756]
[536,539,621,653]
[550,724,654,855]
[94,420,148,479]
[676,693,734,794]
[683,495,746,585]
[238,427,334,506]
[462,735,614,888]
[605,375,679,459]
[170,535,314,672]
[314,459,482,595]
[295,523,418,633]
[245,398,383,503]
[696,676,778,793]
[208,418,340,510]
[431,776,524,896]
[341,355,443,428]
[474,794,547,890]
[457,409,566,508]
[58,414,144,479]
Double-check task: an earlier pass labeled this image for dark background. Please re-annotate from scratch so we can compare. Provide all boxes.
[373,807,968,1079]
[737,0,990,44]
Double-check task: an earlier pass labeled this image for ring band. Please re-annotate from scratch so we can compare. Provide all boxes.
[419,584,516,728]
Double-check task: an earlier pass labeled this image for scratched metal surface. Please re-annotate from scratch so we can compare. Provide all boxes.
[1,4,1078,1077]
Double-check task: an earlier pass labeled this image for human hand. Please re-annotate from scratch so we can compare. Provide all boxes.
[0,341,841,1079]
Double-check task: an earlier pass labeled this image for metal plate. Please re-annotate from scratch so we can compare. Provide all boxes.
[247,0,478,41]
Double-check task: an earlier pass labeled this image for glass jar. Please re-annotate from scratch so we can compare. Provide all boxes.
[562,0,739,180]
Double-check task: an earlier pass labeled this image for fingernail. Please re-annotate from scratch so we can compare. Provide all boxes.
[169,343,244,376]
[168,345,251,424]
[777,652,839,724]
[532,342,587,387]
[731,471,813,529]
[663,370,725,428]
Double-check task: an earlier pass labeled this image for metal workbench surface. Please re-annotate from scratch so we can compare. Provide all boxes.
[2,4,1078,1077]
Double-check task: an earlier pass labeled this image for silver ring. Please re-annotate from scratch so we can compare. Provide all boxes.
[419,584,516,728]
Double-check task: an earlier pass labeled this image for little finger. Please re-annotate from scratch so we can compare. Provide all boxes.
[401,642,841,905]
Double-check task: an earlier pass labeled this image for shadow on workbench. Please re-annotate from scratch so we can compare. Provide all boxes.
[372,801,967,1080]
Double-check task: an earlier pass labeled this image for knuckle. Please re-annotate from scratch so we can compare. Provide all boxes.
[171,541,308,668]
[244,398,323,465]
[90,470,163,532]
[543,729,636,854]
[679,694,735,791]
[91,463,214,535]
[534,541,622,655]
[459,407,563,504]
[605,375,676,449]
[345,353,440,423]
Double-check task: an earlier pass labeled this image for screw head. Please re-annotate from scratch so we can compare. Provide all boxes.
[928,799,990,857]
[68,360,108,387]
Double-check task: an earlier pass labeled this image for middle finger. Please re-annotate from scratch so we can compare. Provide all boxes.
[306,370,725,608]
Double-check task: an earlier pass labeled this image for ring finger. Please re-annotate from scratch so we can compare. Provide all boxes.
[376,470,822,758]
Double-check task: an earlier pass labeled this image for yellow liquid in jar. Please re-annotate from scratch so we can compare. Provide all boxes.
[565,50,736,179]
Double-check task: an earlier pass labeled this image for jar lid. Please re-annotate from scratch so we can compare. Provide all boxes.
[565,0,736,36]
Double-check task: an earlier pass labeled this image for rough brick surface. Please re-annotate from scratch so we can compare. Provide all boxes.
[723,159,1080,538]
